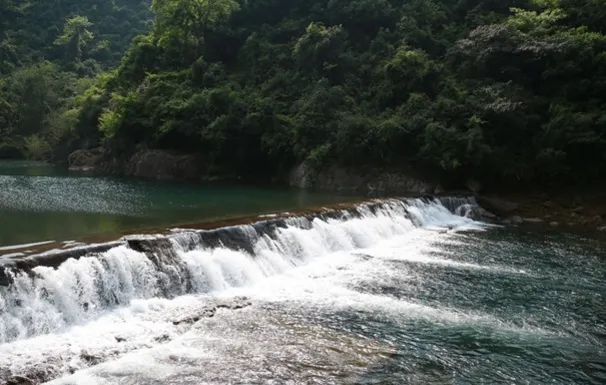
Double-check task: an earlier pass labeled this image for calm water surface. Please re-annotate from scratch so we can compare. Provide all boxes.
[0,160,359,246]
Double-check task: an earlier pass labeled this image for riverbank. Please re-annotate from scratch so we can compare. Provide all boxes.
[7,153,606,235]
[480,190,606,232]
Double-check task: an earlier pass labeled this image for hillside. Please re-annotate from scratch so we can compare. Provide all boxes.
[0,0,151,158]
[2,0,606,188]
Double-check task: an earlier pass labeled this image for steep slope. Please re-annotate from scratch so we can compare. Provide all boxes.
[0,0,151,158]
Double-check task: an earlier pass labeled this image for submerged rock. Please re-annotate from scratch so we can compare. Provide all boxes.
[523,217,544,224]
[170,297,252,326]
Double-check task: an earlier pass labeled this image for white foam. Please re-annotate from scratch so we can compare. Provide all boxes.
[3,198,530,384]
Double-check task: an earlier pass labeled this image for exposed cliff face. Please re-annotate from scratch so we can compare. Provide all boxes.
[67,148,204,180]
[289,162,435,195]
[124,150,203,180]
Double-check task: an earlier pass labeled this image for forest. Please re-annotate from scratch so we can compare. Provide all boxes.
[1,0,605,187]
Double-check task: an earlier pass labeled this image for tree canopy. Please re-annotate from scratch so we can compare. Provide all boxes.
[1,0,605,188]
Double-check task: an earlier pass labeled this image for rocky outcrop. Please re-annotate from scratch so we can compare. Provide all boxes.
[67,148,204,180]
[289,162,434,194]
[67,148,106,172]
[125,150,203,180]
[475,196,519,216]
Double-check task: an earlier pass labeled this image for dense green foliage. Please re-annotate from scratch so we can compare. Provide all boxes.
[0,0,151,159]
[2,0,605,186]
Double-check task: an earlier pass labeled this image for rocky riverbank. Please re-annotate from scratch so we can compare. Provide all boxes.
[288,161,606,232]
[489,191,606,231]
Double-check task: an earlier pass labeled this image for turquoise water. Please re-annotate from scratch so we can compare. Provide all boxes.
[0,160,359,247]
[0,198,604,384]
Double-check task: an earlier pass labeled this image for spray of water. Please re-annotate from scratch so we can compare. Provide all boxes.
[0,198,485,344]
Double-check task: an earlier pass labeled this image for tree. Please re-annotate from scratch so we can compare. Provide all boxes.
[151,0,239,59]
[54,15,94,63]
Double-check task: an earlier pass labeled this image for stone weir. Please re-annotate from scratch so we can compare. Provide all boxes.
[0,196,482,288]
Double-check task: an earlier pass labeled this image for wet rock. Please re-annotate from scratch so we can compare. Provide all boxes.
[154,333,172,343]
[476,196,519,216]
[216,296,252,310]
[461,205,497,221]
[6,376,34,385]
[572,206,584,214]
[505,216,523,225]
[0,242,124,278]
[79,351,108,366]
[0,266,15,287]
[172,308,216,325]
[170,297,251,326]
[126,235,173,255]
[199,227,257,255]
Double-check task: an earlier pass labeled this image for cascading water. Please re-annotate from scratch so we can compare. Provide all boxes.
[0,198,477,344]
[1,197,604,385]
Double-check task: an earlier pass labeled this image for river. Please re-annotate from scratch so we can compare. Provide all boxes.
[0,164,605,384]
[0,160,359,248]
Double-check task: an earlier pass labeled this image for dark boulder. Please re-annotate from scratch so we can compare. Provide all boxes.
[67,148,107,172]
[125,150,203,180]
[6,376,34,385]
[126,236,173,255]
[476,196,519,216]
[0,266,14,287]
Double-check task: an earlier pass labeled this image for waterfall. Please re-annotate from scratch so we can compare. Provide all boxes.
[0,197,481,344]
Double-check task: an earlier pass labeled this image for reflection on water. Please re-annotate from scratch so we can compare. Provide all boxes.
[0,160,359,246]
